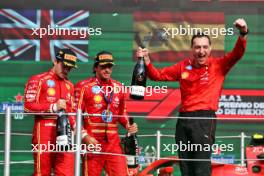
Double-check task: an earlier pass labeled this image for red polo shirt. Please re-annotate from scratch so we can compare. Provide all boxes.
[147,37,247,112]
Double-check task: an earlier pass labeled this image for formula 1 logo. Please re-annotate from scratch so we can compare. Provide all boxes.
[126,89,181,119]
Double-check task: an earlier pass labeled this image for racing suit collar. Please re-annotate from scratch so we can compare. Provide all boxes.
[95,76,112,85]
[49,69,65,80]
[190,57,211,68]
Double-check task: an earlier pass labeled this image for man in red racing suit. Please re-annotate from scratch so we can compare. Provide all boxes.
[75,51,138,176]
[24,48,77,176]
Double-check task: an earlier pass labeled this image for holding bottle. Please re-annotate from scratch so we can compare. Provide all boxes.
[123,118,139,167]
[56,110,72,151]
[130,49,147,100]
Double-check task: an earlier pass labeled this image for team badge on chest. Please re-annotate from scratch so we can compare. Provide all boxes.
[47,88,56,96]
[65,83,71,90]
[185,65,192,70]
[92,86,101,94]
[94,95,102,103]
[47,80,55,87]
[181,72,189,79]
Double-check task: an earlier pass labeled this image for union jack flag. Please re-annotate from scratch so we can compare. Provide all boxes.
[0,9,89,61]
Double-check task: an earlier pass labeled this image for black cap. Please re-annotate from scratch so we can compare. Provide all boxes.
[56,48,78,68]
[94,51,115,66]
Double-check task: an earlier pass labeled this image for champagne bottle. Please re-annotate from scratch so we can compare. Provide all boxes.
[123,118,139,168]
[56,110,72,151]
[130,52,147,100]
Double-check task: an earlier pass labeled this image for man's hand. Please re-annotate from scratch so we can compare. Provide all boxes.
[233,18,248,35]
[136,47,150,65]
[126,123,138,134]
[56,99,67,111]
[82,135,99,146]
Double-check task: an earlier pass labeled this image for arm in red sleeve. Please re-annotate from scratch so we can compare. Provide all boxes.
[74,83,86,112]
[24,77,54,113]
[147,63,181,81]
[118,92,129,129]
[67,83,76,130]
[219,36,247,75]
[74,83,88,138]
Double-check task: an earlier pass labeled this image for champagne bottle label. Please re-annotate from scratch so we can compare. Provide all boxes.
[56,135,68,145]
[56,110,72,150]
[126,155,137,165]
[131,85,145,97]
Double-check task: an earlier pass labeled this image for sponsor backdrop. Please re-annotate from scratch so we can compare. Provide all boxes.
[0,1,264,175]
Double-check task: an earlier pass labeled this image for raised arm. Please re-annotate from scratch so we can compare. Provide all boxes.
[219,18,248,75]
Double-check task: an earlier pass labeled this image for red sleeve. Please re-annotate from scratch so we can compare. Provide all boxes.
[74,82,88,138]
[118,91,129,129]
[24,77,54,113]
[74,82,86,112]
[147,63,181,81]
[219,36,247,75]
[67,83,76,129]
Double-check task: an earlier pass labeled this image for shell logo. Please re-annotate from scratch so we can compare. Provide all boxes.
[181,72,189,79]
[94,95,102,103]
[47,88,56,96]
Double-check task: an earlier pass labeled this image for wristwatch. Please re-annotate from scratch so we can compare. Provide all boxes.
[240,29,249,36]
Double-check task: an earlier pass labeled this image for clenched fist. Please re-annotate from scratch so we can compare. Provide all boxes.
[233,18,248,35]
[126,123,138,134]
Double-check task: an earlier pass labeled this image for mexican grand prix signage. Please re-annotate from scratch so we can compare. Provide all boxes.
[216,90,264,119]
[126,89,264,119]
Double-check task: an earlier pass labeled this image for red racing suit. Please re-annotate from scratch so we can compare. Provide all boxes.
[75,77,129,176]
[24,69,75,176]
[147,37,247,112]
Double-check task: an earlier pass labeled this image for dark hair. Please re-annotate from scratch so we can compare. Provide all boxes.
[93,62,98,74]
[191,32,211,47]
[93,50,113,74]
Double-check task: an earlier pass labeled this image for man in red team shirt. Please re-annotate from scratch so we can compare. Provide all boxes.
[137,18,248,176]
[24,48,77,176]
[75,51,138,176]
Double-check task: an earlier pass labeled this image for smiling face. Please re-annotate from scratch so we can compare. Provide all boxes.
[95,64,113,81]
[191,36,212,66]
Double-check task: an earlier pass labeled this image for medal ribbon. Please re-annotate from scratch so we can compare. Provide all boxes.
[95,78,114,142]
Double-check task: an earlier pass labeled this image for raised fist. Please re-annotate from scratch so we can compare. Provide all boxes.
[233,18,248,34]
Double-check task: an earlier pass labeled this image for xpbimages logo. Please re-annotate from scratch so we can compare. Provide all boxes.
[162,141,234,154]
[31,141,102,152]
[92,85,168,97]
[163,25,234,38]
[31,25,102,39]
